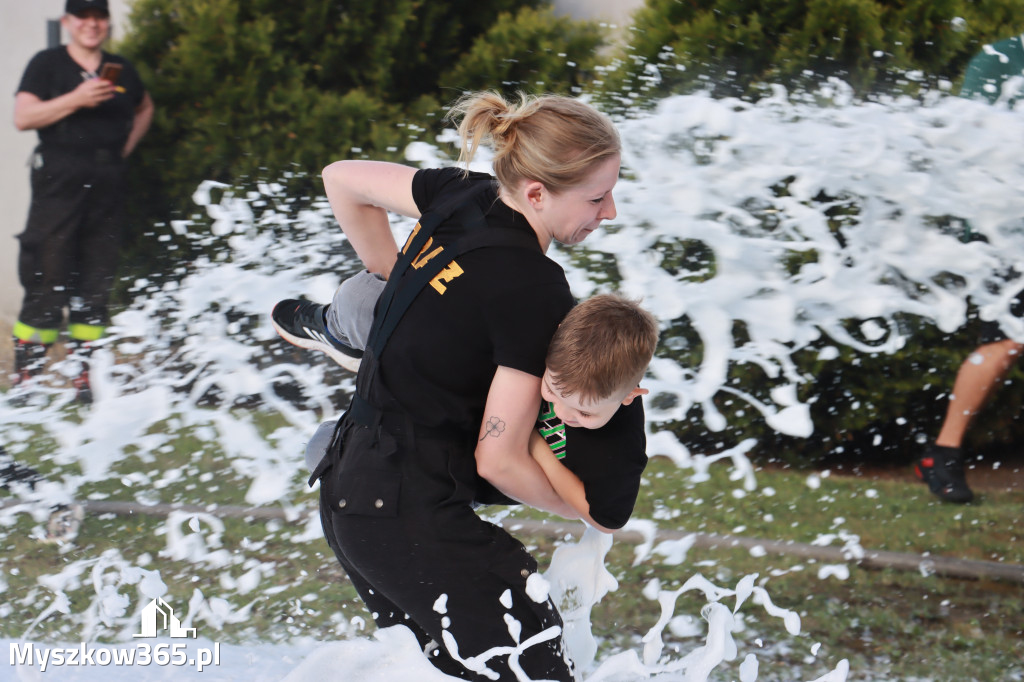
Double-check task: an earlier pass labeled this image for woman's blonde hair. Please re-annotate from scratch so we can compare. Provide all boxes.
[446,91,620,194]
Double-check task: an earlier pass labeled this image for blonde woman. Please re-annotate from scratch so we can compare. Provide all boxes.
[279,92,620,681]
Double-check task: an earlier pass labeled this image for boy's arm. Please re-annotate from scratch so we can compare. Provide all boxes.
[528,430,614,534]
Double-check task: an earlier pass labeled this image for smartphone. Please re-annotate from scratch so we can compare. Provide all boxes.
[99,63,122,84]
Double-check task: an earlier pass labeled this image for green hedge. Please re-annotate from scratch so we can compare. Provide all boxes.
[116,0,603,218]
[598,0,1024,109]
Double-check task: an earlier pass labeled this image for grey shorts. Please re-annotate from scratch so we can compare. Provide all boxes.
[325,270,386,351]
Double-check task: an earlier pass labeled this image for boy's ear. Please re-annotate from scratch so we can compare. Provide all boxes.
[621,386,649,406]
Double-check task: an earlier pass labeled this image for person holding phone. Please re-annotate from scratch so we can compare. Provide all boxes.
[10,0,154,403]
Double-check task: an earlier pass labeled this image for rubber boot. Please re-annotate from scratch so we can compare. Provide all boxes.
[65,340,94,405]
[12,338,50,388]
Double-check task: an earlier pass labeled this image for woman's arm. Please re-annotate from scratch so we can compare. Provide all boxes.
[528,430,614,533]
[321,160,420,279]
[475,366,576,517]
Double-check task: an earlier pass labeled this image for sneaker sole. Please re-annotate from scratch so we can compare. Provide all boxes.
[913,462,974,504]
[272,319,362,373]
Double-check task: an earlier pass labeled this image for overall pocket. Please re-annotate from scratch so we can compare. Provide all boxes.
[322,424,402,518]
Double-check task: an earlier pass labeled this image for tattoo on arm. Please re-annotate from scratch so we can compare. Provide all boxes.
[480,416,506,441]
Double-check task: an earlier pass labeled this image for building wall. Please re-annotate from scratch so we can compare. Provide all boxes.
[552,0,643,26]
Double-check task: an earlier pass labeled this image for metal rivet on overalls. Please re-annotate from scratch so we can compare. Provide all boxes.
[521,569,530,578]
[337,499,347,509]
[374,498,384,509]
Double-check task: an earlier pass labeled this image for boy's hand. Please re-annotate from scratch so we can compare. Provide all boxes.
[529,430,613,534]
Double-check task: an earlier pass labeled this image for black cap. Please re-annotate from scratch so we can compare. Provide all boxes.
[66,0,110,16]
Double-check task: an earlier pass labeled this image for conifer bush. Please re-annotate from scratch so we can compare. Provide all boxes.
[107,0,1024,465]
[116,0,604,219]
[599,0,1024,109]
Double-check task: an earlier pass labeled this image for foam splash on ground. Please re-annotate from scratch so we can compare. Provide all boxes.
[5,84,1024,679]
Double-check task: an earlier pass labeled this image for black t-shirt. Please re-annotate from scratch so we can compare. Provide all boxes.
[537,398,648,529]
[371,167,575,432]
[17,47,145,150]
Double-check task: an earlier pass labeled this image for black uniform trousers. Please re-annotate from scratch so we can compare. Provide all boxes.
[17,146,127,330]
[318,412,574,681]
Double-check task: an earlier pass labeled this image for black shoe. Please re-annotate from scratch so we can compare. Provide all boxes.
[0,444,42,492]
[72,368,93,404]
[271,299,363,372]
[915,445,974,503]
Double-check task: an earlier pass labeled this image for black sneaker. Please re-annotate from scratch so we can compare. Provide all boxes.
[0,444,42,492]
[72,368,93,404]
[915,445,974,503]
[271,299,363,372]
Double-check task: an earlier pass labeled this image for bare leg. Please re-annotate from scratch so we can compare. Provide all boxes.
[934,339,1023,448]
[918,338,1023,503]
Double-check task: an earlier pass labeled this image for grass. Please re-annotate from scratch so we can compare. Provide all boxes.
[2,408,1023,681]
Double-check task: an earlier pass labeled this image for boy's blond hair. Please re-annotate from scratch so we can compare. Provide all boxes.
[546,294,659,403]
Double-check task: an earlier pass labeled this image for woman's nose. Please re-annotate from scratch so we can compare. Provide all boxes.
[601,194,617,220]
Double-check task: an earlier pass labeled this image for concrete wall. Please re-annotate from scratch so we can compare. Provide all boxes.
[552,0,644,26]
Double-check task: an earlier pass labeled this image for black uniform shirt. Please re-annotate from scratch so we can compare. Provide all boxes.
[17,47,145,150]
[373,167,575,433]
[537,398,648,529]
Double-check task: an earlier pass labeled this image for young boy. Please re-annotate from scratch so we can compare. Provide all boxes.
[273,277,659,531]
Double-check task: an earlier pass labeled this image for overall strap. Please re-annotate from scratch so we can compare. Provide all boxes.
[367,223,540,358]
[355,182,540,405]
[335,184,541,470]
[367,191,487,354]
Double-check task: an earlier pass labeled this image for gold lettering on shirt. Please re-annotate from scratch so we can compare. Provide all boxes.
[411,240,444,269]
[401,222,464,294]
[403,223,445,269]
[430,261,464,294]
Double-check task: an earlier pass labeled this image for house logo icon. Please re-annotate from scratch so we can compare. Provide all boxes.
[134,598,197,639]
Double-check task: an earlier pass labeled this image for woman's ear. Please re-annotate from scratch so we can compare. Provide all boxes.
[524,181,546,210]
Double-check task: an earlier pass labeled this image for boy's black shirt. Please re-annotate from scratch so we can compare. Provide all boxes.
[17,47,145,151]
[537,398,648,530]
